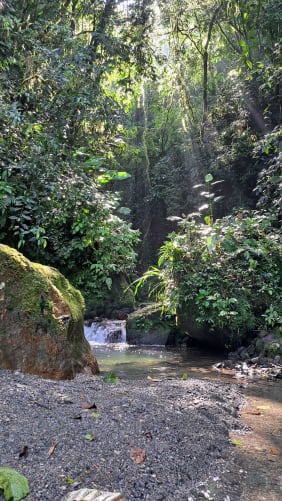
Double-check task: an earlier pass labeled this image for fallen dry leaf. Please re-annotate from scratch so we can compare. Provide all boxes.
[48,441,59,457]
[131,448,146,464]
[270,447,280,455]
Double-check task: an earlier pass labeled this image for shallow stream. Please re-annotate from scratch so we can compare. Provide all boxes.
[87,332,282,500]
[91,343,227,380]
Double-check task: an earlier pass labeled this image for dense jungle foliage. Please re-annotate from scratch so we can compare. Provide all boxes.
[0,0,281,339]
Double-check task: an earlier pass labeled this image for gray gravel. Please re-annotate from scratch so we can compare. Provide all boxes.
[0,370,247,500]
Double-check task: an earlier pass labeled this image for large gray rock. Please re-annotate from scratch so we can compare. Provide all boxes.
[126,303,173,345]
[0,244,99,379]
[177,311,226,348]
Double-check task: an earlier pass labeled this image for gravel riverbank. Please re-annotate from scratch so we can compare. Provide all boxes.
[0,370,247,501]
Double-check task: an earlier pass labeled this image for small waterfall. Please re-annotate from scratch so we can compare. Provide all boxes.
[84,320,127,345]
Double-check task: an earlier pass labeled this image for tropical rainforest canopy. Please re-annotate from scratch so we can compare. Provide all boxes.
[0,0,281,340]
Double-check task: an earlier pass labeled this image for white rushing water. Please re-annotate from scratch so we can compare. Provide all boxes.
[84,320,127,345]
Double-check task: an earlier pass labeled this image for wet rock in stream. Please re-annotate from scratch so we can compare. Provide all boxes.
[0,369,247,501]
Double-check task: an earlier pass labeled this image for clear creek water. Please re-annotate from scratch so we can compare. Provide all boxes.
[91,343,228,381]
[84,322,282,500]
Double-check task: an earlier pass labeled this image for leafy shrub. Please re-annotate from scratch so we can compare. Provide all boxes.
[254,126,282,222]
[137,210,282,342]
[0,155,139,306]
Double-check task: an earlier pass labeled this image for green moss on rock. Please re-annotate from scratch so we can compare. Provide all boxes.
[126,303,173,345]
[0,244,99,379]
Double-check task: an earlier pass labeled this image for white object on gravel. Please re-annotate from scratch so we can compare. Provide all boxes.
[63,487,127,501]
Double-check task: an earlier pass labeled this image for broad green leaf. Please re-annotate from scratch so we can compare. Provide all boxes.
[181,373,188,380]
[113,171,131,181]
[198,204,209,212]
[105,277,112,290]
[239,39,248,49]
[204,173,213,183]
[96,170,131,184]
[204,216,212,226]
[213,196,224,203]
[202,193,214,199]
[167,216,183,222]
[96,173,113,184]
[211,180,224,186]
[0,467,29,501]
[82,157,104,168]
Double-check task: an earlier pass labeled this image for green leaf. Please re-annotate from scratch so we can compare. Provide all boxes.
[204,173,213,183]
[105,277,112,290]
[167,216,183,222]
[229,438,244,447]
[84,434,95,441]
[198,203,209,212]
[112,171,131,181]
[91,412,101,419]
[82,157,104,168]
[0,467,29,501]
[239,39,247,49]
[204,215,212,226]
[96,173,113,184]
[213,196,224,203]
[66,477,75,484]
[181,373,188,380]
[103,371,118,383]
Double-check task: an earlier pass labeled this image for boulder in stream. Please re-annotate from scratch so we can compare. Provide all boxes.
[126,303,174,345]
[0,244,99,379]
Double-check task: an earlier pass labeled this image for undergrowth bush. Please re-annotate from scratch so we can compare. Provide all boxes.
[137,210,282,342]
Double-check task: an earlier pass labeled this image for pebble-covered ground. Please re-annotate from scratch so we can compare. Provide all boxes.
[0,370,248,501]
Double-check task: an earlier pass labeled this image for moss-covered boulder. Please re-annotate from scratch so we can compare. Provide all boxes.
[0,244,99,379]
[126,304,173,345]
[177,307,241,350]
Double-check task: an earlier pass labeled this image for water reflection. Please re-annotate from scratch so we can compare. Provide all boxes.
[92,344,230,381]
[91,344,282,403]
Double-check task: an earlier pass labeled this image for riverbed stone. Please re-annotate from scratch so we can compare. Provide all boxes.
[0,244,99,379]
[126,303,173,345]
[177,307,231,349]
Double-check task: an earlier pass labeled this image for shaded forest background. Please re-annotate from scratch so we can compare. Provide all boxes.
[0,0,281,339]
